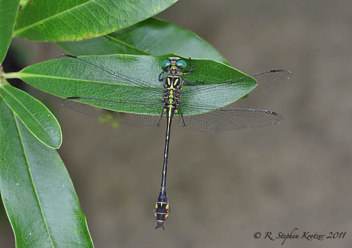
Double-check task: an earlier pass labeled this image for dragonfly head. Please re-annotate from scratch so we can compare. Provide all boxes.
[162,57,187,73]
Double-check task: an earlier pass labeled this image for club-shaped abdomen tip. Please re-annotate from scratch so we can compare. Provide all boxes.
[153,197,169,230]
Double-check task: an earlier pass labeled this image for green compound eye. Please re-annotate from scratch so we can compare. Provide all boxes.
[176,60,187,69]
[161,60,171,69]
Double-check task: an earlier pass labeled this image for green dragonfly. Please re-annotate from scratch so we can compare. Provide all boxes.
[60,54,290,229]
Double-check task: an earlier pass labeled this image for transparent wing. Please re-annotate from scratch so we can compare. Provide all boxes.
[178,69,290,116]
[58,54,164,93]
[181,69,291,99]
[247,69,291,96]
[179,107,283,132]
[62,97,163,127]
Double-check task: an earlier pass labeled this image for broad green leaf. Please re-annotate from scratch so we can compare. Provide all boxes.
[6,54,256,116]
[14,0,178,42]
[0,0,20,63]
[56,18,228,64]
[0,81,62,149]
[0,99,93,247]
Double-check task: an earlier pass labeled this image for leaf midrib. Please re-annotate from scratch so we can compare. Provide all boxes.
[104,34,151,55]
[14,0,95,35]
[14,116,55,246]
[18,72,162,88]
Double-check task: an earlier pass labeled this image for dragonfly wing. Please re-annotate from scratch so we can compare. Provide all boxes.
[63,97,163,127]
[58,54,164,91]
[247,69,291,96]
[181,69,291,105]
[179,107,283,132]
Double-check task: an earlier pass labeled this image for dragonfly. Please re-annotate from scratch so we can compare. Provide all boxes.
[60,54,290,230]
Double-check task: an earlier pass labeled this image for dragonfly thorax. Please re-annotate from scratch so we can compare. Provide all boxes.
[163,76,182,118]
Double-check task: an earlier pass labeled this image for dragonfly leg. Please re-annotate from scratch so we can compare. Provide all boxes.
[157,109,165,127]
[181,57,194,74]
[182,77,204,86]
[178,107,186,127]
[182,58,204,85]
[159,71,167,81]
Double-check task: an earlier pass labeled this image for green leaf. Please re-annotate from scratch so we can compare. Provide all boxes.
[0,0,20,63]
[0,99,93,247]
[14,0,178,42]
[7,54,256,116]
[56,18,228,64]
[0,81,62,149]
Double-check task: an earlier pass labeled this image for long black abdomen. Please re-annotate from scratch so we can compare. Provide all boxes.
[154,117,172,229]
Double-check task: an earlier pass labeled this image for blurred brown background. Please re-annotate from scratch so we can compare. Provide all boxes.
[1,0,352,247]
